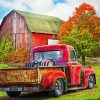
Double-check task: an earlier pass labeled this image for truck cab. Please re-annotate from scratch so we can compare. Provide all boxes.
[0,44,96,97]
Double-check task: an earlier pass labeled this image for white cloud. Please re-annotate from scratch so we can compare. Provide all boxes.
[0,0,55,13]
[0,0,100,21]
[0,0,32,11]
[48,3,74,21]
[26,0,54,13]
[48,0,100,21]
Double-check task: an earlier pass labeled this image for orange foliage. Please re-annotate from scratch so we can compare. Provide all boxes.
[5,49,30,65]
[59,3,100,39]
[58,18,73,39]
[74,3,96,17]
[92,17,100,38]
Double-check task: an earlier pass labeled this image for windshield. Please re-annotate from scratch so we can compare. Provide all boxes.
[33,50,61,61]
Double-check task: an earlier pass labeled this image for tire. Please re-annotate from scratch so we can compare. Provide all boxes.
[88,75,95,89]
[47,60,55,66]
[6,91,21,97]
[40,59,55,66]
[49,78,64,97]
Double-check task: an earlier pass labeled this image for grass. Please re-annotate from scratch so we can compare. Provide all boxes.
[0,64,9,69]
[0,59,100,100]
[77,58,99,65]
[0,92,6,96]
[0,63,18,69]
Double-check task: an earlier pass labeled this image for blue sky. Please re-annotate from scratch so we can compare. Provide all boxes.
[0,0,100,23]
[53,0,66,4]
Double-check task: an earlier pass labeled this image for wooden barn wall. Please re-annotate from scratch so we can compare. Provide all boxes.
[0,13,13,42]
[32,33,57,47]
[0,12,31,50]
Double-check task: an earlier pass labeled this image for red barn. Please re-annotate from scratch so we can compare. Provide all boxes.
[0,10,63,50]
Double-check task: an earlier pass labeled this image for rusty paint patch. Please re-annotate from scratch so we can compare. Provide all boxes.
[0,69,37,84]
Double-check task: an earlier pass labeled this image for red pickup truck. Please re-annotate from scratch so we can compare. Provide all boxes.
[0,44,96,97]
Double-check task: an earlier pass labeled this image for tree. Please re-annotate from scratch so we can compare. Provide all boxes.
[0,35,14,62]
[58,3,100,65]
[60,28,97,65]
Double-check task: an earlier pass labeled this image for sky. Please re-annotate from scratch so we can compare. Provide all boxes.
[0,0,100,23]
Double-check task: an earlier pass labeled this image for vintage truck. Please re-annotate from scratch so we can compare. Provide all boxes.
[0,44,96,97]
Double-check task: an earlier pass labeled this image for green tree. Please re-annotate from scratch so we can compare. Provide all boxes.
[0,35,14,62]
[61,28,97,65]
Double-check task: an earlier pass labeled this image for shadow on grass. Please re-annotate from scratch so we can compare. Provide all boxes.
[0,91,54,100]
[0,86,99,100]
[0,91,79,100]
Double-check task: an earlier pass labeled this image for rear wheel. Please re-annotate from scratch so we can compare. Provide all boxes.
[49,78,64,97]
[6,91,21,97]
[88,75,95,89]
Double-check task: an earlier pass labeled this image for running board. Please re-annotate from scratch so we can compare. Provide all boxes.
[67,87,85,91]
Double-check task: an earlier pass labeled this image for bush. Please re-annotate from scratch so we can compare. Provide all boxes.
[4,49,30,67]
[5,49,30,66]
[0,35,14,62]
[0,35,30,67]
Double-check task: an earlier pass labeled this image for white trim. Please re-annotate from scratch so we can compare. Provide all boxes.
[48,39,59,45]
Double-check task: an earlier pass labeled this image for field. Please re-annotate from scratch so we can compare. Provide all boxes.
[0,60,100,100]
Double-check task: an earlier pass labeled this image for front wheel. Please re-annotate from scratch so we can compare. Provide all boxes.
[49,78,64,97]
[6,91,21,97]
[88,75,95,89]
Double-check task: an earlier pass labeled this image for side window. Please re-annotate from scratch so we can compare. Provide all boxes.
[70,50,77,61]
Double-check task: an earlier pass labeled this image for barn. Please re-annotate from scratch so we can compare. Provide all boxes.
[0,10,63,51]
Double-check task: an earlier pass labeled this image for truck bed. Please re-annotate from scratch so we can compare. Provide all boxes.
[0,66,64,86]
[0,68,37,85]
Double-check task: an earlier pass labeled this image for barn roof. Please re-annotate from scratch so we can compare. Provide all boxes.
[16,10,63,34]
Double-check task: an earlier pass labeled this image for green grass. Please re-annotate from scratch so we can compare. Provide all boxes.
[0,63,15,69]
[77,58,99,65]
[0,92,6,96]
[92,66,100,76]
[0,61,100,99]
[0,64,9,69]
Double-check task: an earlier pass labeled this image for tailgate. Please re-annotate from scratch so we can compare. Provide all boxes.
[0,68,38,85]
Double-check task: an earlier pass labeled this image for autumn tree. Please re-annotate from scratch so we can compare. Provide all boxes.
[59,3,100,65]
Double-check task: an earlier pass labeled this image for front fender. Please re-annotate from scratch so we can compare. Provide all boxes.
[84,68,96,77]
[40,70,66,89]
[83,68,96,88]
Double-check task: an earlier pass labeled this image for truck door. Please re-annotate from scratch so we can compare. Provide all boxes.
[67,50,82,85]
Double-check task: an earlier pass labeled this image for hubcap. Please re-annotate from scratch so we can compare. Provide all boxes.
[55,79,63,95]
[89,76,94,88]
